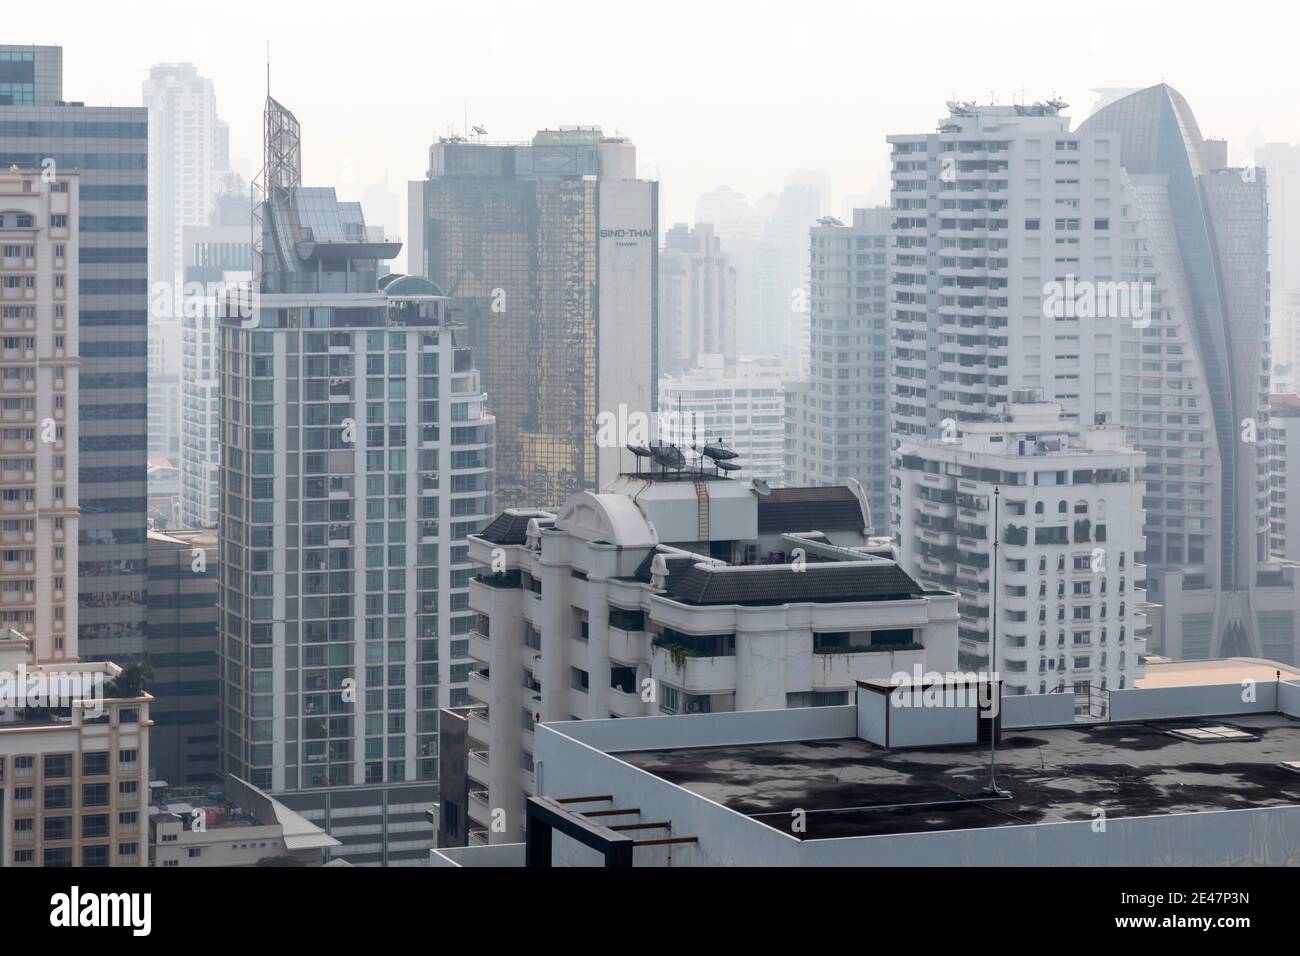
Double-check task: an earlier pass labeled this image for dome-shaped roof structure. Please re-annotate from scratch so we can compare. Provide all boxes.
[379,273,445,298]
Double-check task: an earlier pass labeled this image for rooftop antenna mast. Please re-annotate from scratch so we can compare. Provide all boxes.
[985,486,1011,797]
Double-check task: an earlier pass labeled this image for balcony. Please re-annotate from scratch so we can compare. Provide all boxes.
[466,708,491,744]
[650,644,736,695]
[467,668,491,703]
[467,749,490,786]
[811,643,926,690]
[608,687,645,718]
[467,788,491,827]
[608,626,647,664]
[468,628,491,663]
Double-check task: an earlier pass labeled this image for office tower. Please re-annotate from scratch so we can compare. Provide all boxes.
[785,207,891,530]
[1079,85,1291,659]
[219,97,495,864]
[450,470,957,846]
[658,223,736,377]
[1,45,149,661]
[894,395,1149,696]
[0,164,77,652]
[179,184,252,529]
[408,127,657,510]
[146,528,219,785]
[659,355,786,485]
[1256,143,1300,381]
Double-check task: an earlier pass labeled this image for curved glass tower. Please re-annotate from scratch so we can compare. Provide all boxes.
[1081,85,1283,659]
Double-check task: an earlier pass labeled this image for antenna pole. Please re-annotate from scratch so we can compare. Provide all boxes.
[985,486,1010,797]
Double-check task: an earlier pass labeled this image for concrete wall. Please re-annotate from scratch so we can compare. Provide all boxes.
[535,724,803,866]
[1002,692,1076,728]
[801,805,1300,867]
[855,688,887,745]
[546,705,856,754]
[886,695,978,748]
[1108,682,1277,722]
[429,842,525,867]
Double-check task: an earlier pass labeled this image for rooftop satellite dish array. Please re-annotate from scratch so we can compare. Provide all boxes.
[625,437,741,477]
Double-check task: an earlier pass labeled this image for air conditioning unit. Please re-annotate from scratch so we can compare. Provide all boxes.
[685,701,703,714]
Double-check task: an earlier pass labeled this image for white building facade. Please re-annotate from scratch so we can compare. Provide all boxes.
[658,354,786,485]
[458,472,958,845]
[894,398,1149,696]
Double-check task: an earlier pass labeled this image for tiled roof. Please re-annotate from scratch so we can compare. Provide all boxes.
[665,563,923,606]
[757,486,865,534]
[478,512,552,546]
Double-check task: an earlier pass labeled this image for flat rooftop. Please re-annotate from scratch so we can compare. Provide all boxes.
[1136,657,1300,688]
[619,713,1300,840]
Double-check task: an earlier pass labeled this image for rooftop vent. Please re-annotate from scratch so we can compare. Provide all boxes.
[1166,725,1259,743]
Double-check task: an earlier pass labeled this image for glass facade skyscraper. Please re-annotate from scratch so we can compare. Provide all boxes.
[409,128,657,509]
[219,100,495,864]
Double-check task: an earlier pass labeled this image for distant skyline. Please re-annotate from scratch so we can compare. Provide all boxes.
[20,0,1300,233]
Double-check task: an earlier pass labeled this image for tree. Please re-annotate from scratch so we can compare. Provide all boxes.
[107,658,154,698]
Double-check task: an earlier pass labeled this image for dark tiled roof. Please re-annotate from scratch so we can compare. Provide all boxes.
[665,563,923,606]
[633,549,702,591]
[478,512,552,546]
[757,486,865,534]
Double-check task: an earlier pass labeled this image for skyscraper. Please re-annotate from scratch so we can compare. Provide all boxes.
[887,87,1297,660]
[219,98,495,864]
[179,179,252,529]
[785,207,891,529]
[0,164,78,655]
[408,127,657,510]
[1079,85,1285,660]
[143,63,228,298]
[658,222,735,377]
[1,44,149,661]
[144,64,229,468]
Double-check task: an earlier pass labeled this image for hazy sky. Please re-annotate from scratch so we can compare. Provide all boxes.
[30,0,1300,232]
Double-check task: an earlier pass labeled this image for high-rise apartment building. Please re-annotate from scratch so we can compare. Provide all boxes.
[143,63,228,298]
[219,98,495,864]
[452,470,957,845]
[1256,143,1300,380]
[147,315,181,460]
[1,45,149,662]
[785,207,891,530]
[0,166,77,651]
[659,354,786,485]
[889,87,1296,662]
[1268,393,1300,563]
[408,127,657,510]
[179,186,252,529]
[894,397,1149,696]
[658,222,735,377]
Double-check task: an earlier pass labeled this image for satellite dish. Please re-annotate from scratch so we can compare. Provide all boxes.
[650,442,685,470]
[626,443,651,459]
[751,478,772,497]
[716,460,741,473]
[702,440,738,461]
